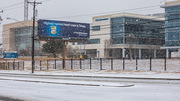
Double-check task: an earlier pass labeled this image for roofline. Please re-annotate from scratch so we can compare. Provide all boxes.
[3,20,34,26]
[161,3,180,8]
[161,46,180,49]
[3,20,38,29]
[93,12,165,21]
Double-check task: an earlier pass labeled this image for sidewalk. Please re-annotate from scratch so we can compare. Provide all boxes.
[0,70,180,87]
[0,69,180,79]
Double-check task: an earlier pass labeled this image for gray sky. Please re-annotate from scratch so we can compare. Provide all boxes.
[0,0,176,42]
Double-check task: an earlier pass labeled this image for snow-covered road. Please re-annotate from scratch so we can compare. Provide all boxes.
[0,79,180,101]
[0,72,180,101]
[0,73,180,85]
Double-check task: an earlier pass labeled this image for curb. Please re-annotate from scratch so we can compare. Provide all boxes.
[0,72,180,81]
[0,78,135,88]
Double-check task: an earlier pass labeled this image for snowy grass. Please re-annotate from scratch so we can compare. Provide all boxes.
[1,69,180,79]
[1,59,180,72]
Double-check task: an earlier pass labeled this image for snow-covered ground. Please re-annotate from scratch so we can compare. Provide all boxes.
[0,70,180,101]
[1,59,180,101]
[0,77,180,101]
[0,69,180,79]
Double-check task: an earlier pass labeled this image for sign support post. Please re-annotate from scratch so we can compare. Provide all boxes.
[63,40,66,69]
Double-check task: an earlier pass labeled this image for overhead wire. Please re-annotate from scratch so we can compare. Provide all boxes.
[0,0,53,34]
[3,5,24,11]
[1,0,52,12]
[42,5,161,20]
[0,1,24,10]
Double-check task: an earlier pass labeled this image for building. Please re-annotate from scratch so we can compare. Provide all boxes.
[2,21,41,56]
[161,1,180,58]
[70,13,165,59]
[0,45,2,58]
[146,13,165,18]
[3,13,166,59]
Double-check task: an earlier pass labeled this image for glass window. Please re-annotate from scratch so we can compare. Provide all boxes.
[111,17,165,45]
[15,26,40,52]
[72,42,75,45]
[88,39,100,44]
[92,26,100,31]
[165,6,180,46]
[111,17,125,44]
[77,39,100,45]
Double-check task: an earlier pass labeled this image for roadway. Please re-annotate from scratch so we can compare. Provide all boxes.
[0,73,180,101]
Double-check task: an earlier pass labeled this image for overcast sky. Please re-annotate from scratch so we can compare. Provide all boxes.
[0,0,177,42]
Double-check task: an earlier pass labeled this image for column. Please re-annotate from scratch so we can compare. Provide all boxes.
[139,49,141,59]
[97,49,105,58]
[97,50,99,58]
[154,49,157,58]
[166,49,169,58]
[122,48,126,58]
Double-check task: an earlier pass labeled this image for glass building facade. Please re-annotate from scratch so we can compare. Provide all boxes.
[92,26,101,31]
[77,38,100,45]
[14,26,40,53]
[111,17,165,45]
[111,17,125,44]
[165,6,180,46]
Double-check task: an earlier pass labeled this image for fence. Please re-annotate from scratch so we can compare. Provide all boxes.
[0,58,180,72]
[0,60,24,70]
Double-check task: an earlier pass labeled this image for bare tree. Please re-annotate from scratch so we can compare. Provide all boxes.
[104,39,112,58]
[125,34,138,60]
[18,45,39,56]
[66,46,80,58]
[18,45,31,56]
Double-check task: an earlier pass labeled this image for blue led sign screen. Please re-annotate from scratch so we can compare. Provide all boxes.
[38,20,90,39]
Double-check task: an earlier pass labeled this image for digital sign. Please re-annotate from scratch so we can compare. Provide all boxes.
[38,20,90,39]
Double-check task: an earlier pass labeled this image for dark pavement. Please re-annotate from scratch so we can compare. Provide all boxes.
[0,96,24,101]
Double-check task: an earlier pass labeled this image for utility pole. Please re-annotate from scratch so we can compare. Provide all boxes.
[28,0,42,73]
[63,41,66,69]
